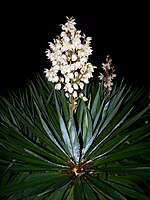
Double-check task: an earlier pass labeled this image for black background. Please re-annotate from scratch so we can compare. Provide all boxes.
[0,2,149,97]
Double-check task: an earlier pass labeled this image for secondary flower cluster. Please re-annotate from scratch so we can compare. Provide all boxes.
[99,55,116,92]
[44,16,96,102]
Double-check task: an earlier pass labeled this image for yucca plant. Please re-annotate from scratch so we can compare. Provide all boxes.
[0,16,150,200]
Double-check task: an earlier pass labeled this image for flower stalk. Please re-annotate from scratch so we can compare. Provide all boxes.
[44,16,96,115]
[99,55,116,96]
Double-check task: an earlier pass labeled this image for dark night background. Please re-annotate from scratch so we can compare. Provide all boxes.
[0,2,149,97]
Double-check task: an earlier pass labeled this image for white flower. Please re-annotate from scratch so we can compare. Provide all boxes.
[86,37,92,44]
[60,77,64,83]
[60,31,66,38]
[44,68,50,77]
[72,91,77,98]
[65,92,69,98]
[68,72,74,79]
[55,83,61,90]
[79,93,88,101]
[112,73,117,78]
[75,62,81,69]
[99,73,104,80]
[72,54,78,62]
[55,40,62,50]
[73,83,78,90]
[45,49,51,59]
[48,42,55,51]
[82,96,88,101]
[80,57,88,65]
[68,87,74,93]
[74,71,79,78]
[52,60,57,66]
[64,76,70,83]
[99,55,116,92]
[50,53,56,61]
[65,83,72,89]
[63,36,70,43]
[79,82,84,89]
[53,76,59,82]
[44,16,96,102]
[64,83,74,93]
[82,77,89,84]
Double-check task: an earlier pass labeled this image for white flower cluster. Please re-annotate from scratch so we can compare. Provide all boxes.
[99,55,116,91]
[44,16,96,102]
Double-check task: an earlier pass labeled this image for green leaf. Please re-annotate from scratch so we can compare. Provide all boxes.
[76,100,86,134]
[68,117,80,164]
[0,124,68,167]
[91,87,101,119]
[94,142,150,166]
[97,165,150,179]
[47,184,69,200]
[34,99,70,159]
[106,180,150,200]
[0,172,73,198]
[54,91,73,159]
[73,178,85,200]
[82,108,93,147]
[114,165,150,176]
[86,175,127,200]
[82,178,98,200]
[60,90,70,124]
[83,86,149,159]
[90,134,129,160]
